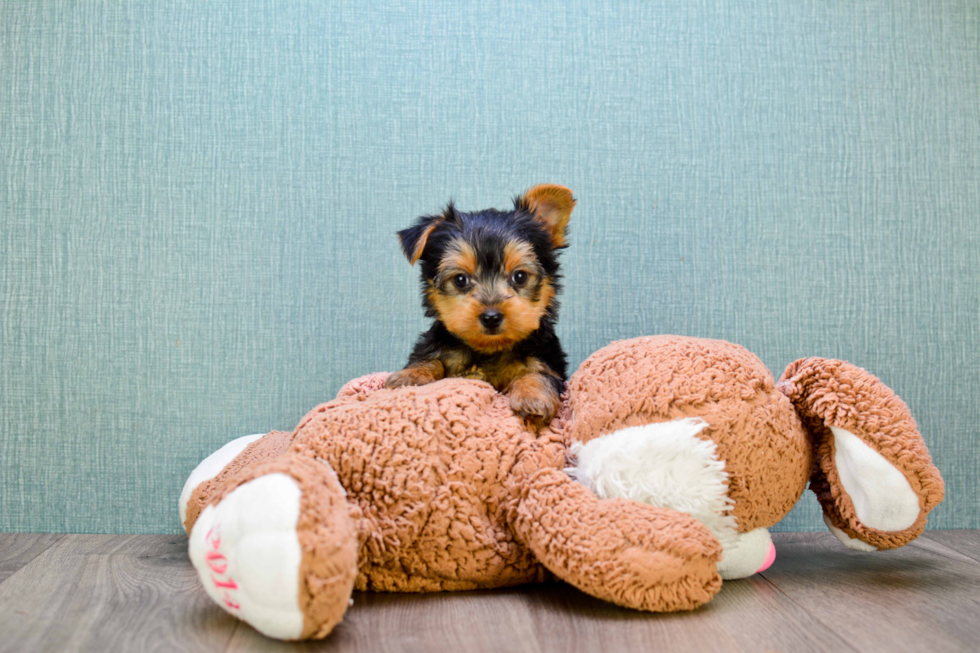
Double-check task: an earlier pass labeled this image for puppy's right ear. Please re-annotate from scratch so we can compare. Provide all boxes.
[397,216,440,266]
[397,204,458,265]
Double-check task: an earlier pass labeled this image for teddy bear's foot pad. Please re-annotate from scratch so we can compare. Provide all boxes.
[180,430,297,534]
[189,473,305,640]
[179,434,265,528]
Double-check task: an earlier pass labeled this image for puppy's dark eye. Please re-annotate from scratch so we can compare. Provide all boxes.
[511,270,529,287]
[452,274,469,289]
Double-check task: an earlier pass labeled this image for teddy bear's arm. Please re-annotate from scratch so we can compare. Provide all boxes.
[512,467,723,612]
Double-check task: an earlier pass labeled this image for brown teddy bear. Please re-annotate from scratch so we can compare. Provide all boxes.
[179,335,943,640]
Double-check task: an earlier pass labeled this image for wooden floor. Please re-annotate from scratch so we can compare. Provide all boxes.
[0,531,977,653]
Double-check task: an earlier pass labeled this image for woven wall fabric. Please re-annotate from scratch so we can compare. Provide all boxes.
[1,1,977,533]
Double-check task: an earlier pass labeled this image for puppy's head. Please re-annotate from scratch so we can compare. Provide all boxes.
[397,184,575,353]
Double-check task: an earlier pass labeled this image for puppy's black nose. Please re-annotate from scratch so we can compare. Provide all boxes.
[479,309,504,331]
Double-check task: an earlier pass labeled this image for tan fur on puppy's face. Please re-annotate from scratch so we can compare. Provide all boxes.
[426,237,554,353]
[428,289,552,353]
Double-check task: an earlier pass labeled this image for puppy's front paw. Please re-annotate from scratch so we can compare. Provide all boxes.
[508,374,561,428]
[384,361,444,389]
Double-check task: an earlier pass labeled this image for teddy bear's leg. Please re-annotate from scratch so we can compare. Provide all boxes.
[514,467,723,612]
[180,373,393,534]
[179,430,295,534]
[188,453,359,640]
[779,358,944,551]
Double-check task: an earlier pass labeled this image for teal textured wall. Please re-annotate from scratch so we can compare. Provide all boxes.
[1,1,978,534]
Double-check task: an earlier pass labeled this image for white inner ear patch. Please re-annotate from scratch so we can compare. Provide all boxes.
[568,417,739,549]
[831,426,920,532]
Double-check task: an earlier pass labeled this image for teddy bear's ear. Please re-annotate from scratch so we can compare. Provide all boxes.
[778,359,945,551]
[515,184,575,248]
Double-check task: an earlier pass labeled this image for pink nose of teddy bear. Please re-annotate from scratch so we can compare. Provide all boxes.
[756,542,777,574]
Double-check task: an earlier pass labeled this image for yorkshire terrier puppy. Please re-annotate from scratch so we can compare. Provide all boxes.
[385,184,575,427]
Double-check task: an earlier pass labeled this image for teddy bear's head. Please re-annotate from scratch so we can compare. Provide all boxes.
[562,336,810,577]
[563,335,943,575]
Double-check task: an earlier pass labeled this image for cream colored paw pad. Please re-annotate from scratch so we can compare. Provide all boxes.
[188,473,304,640]
[179,433,265,526]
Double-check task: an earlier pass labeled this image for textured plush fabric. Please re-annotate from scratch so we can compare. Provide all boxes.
[567,336,812,531]
[1,1,978,534]
[183,430,294,533]
[181,335,943,639]
[291,372,562,593]
[512,467,722,612]
[185,359,729,635]
[203,453,360,639]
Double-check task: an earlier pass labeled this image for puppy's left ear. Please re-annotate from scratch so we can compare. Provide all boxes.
[517,184,576,248]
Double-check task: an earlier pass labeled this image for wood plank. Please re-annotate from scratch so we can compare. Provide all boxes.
[922,530,980,563]
[0,534,237,653]
[0,534,65,583]
[511,581,739,653]
[0,532,976,652]
[226,571,855,652]
[762,532,980,653]
[519,575,854,653]
[225,587,545,653]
